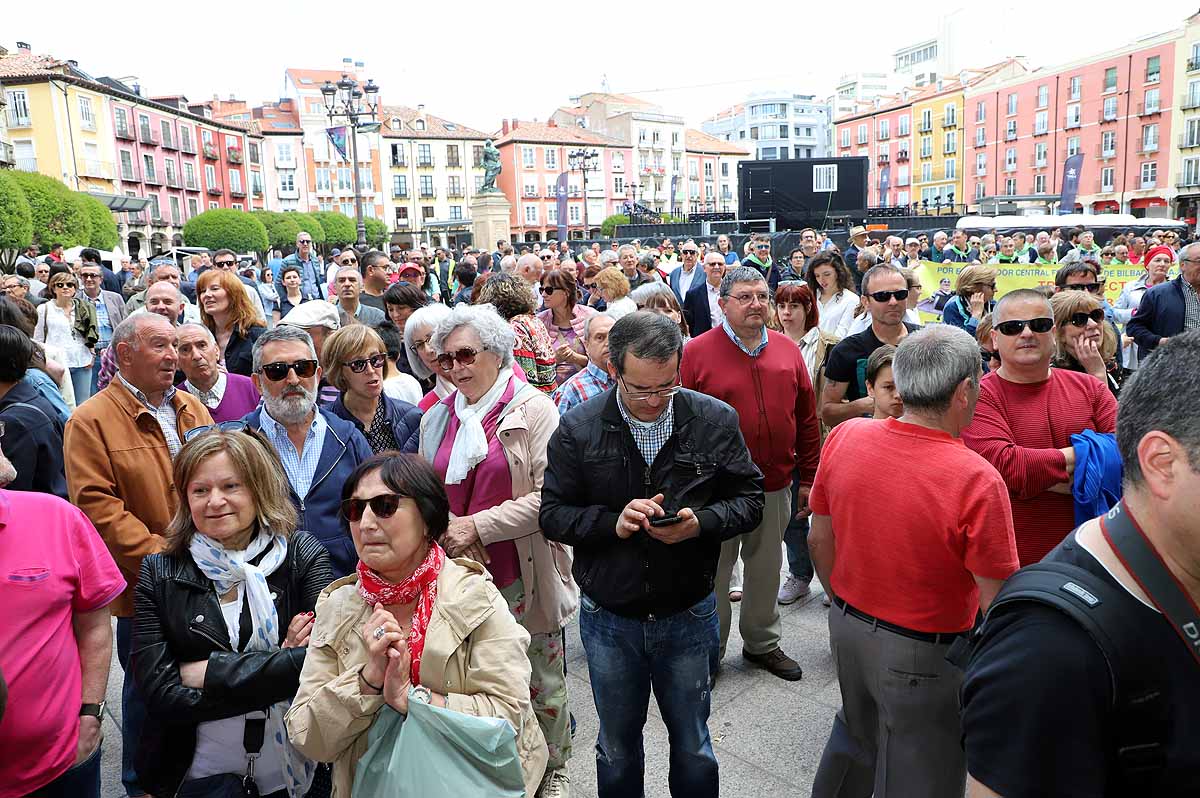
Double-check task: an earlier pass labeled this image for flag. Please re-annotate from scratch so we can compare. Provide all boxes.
[555,172,569,242]
[326,126,349,161]
[1059,153,1084,214]
[669,175,678,216]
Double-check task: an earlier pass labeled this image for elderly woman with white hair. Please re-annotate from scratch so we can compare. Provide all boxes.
[417,303,577,796]
[403,303,454,411]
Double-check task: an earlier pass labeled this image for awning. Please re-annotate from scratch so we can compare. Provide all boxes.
[1091,200,1120,211]
[88,191,150,212]
[1129,197,1167,209]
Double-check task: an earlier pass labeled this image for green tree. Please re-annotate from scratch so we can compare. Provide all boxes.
[600,213,630,238]
[252,210,302,252]
[363,217,389,250]
[79,193,119,250]
[6,171,92,249]
[312,211,356,247]
[183,209,269,252]
[0,170,34,255]
[288,212,326,245]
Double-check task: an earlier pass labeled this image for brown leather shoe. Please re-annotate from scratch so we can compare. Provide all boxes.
[743,647,803,681]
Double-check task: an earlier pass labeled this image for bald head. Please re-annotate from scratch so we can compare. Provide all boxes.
[516,253,543,284]
[144,280,184,322]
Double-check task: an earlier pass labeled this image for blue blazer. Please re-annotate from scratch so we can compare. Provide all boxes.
[326,393,422,453]
[682,279,717,336]
[1126,276,1188,360]
[668,265,703,304]
[243,406,373,578]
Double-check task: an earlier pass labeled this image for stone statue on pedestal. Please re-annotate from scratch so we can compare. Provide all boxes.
[480,139,502,193]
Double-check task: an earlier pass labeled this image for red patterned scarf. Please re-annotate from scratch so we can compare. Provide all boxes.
[356,542,445,685]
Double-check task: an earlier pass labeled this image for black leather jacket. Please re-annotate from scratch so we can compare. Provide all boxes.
[131,532,333,797]
[540,388,764,619]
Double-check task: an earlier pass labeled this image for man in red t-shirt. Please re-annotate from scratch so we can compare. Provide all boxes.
[808,325,1019,798]
[962,288,1118,565]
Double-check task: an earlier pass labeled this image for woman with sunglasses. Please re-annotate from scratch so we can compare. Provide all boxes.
[1050,291,1124,396]
[402,303,455,411]
[322,325,423,455]
[942,264,998,334]
[198,269,266,377]
[416,303,575,794]
[286,453,549,797]
[34,271,98,404]
[132,428,333,798]
[474,272,557,394]
[536,269,596,386]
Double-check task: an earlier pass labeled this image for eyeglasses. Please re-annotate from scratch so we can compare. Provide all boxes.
[259,359,319,381]
[184,420,249,442]
[994,317,1054,336]
[340,257,358,265]
[1065,283,1101,293]
[214,260,237,268]
[345,353,388,372]
[540,285,560,295]
[681,249,698,255]
[618,373,681,402]
[582,282,597,290]
[727,291,770,306]
[435,347,480,372]
[297,239,313,245]
[1068,309,1105,327]
[80,272,102,280]
[754,244,771,250]
[55,282,78,289]
[408,334,434,353]
[341,493,405,523]
[869,289,910,303]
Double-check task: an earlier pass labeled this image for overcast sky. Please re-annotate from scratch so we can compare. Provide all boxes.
[7,1,1196,133]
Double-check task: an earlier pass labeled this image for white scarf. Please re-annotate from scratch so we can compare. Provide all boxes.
[188,531,315,798]
[446,368,513,484]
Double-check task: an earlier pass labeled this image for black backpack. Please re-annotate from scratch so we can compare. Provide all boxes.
[951,560,1171,790]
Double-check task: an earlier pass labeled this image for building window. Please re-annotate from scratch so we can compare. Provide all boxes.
[165,159,177,184]
[315,168,331,191]
[1186,118,1200,147]
[205,164,216,185]
[279,170,294,192]
[148,195,161,220]
[1005,147,1017,171]
[721,162,729,177]
[943,103,956,127]
[188,197,199,217]
[568,204,581,224]
[779,124,789,138]
[1037,85,1049,108]
[522,147,535,168]
[1066,104,1081,128]
[857,124,867,144]
[119,150,134,180]
[1141,161,1157,188]
[1067,136,1081,156]
[143,154,157,182]
[161,120,173,148]
[976,153,986,175]
[181,126,193,150]
[473,145,484,167]
[1035,142,1047,166]
[945,159,956,179]
[446,145,460,167]
[921,163,932,182]
[1183,157,1200,186]
[545,147,557,170]
[943,131,956,154]
[419,175,434,197]
[840,129,851,148]
[114,108,129,136]
[1101,166,1115,191]
[337,167,352,190]
[1142,123,1159,152]
[1144,88,1160,114]
[1146,55,1160,83]
[921,108,932,130]
[1101,131,1116,157]
[1034,174,1046,193]
[5,89,30,126]
[1006,119,1017,140]
[1103,96,1118,121]
[1007,93,1018,115]
[449,206,463,220]
[614,176,624,194]
[417,143,432,166]
[1104,67,1118,92]
[421,206,435,220]
[898,115,910,136]
[1005,177,1017,195]
[976,101,986,122]
[448,175,462,197]
[229,170,242,194]
[1069,76,1082,101]
[920,136,932,158]
[78,96,95,130]
[976,126,986,147]
[976,182,986,200]
[184,161,195,188]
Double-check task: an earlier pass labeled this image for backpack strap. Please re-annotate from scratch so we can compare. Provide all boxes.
[979,561,1169,784]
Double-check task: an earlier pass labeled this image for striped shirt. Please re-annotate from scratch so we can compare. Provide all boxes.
[259,408,327,498]
[1182,278,1200,331]
[117,373,182,457]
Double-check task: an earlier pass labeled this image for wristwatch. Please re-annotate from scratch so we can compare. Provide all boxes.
[409,685,433,705]
[80,701,106,719]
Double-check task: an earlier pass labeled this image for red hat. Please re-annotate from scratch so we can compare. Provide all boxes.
[1142,245,1175,266]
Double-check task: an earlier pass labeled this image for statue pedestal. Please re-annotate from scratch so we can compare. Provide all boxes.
[470,193,512,249]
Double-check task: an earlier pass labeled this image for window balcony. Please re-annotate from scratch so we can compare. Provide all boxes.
[976,166,987,177]
[1140,178,1157,189]
[1137,102,1161,117]
[393,188,409,198]
[81,159,113,179]
[127,211,147,225]
[1179,134,1200,149]
[918,120,933,133]
[419,189,437,198]
[180,139,197,155]
[115,124,135,141]
[166,173,181,188]
[1029,154,1048,168]
[207,183,223,195]
[227,147,243,164]
[1098,109,1119,124]
[1006,128,1019,140]
[14,156,36,172]
[203,144,219,160]
[230,187,246,197]
[417,157,435,168]
[151,216,170,228]
[252,186,263,197]
[139,127,159,146]
[446,158,461,168]
[143,169,162,185]
[877,130,890,140]
[1063,116,1081,130]
[278,187,299,199]
[1097,149,1118,159]
[942,115,957,128]
[877,153,890,164]
[1176,177,1200,188]
[120,164,139,182]
[185,177,198,190]
[447,189,465,198]
[1140,140,1159,154]
[161,135,178,151]
[7,111,31,128]
[391,157,408,168]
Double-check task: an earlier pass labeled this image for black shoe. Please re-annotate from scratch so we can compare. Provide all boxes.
[743,647,803,681]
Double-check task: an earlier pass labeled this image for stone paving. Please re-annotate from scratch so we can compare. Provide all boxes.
[100,584,836,798]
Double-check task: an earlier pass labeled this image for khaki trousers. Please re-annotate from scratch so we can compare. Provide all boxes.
[715,486,789,658]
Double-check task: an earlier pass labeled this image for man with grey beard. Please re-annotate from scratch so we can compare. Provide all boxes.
[242,325,372,577]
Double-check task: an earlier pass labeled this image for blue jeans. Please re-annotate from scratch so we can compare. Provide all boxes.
[26,740,102,798]
[115,617,148,797]
[784,475,814,582]
[579,591,720,798]
[69,365,93,406]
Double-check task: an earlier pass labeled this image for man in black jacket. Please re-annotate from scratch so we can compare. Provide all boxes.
[541,311,764,798]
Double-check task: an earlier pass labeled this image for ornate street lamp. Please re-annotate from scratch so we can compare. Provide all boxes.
[568,148,600,236]
[320,74,380,250]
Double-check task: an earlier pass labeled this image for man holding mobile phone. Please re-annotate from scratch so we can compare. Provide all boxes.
[541,312,764,798]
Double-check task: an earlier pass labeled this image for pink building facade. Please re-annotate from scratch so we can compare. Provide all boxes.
[495,119,633,241]
[682,129,749,214]
[965,34,1178,215]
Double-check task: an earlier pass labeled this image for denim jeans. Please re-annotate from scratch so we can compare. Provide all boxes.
[89,348,107,397]
[115,617,147,797]
[784,475,814,583]
[579,590,720,798]
[26,740,102,798]
[69,365,93,406]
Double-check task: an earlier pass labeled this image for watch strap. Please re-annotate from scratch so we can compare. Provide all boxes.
[80,702,104,718]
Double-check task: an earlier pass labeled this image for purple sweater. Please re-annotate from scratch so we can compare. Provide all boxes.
[178,373,261,423]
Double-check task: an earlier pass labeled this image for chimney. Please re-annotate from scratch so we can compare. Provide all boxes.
[417,104,425,114]
[548,119,557,128]
[16,41,31,53]
[502,119,509,135]
[512,118,519,130]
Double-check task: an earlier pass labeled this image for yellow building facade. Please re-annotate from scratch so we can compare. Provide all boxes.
[4,77,116,194]
[910,87,965,209]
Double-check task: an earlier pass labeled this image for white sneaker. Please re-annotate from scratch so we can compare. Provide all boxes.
[777,575,812,605]
[538,768,570,798]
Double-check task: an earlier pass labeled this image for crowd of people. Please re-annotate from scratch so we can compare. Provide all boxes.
[0,221,1197,798]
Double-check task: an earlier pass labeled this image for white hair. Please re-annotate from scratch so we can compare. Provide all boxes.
[431,304,515,369]
[403,303,453,379]
[176,322,216,344]
[499,255,518,274]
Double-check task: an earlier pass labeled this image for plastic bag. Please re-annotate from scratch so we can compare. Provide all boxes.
[352,694,526,797]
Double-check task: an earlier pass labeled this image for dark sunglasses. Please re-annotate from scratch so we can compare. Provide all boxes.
[259,359,319,381]
[435,347,479,372]
[214,260,237,268]
[345,353,388,372]
[341,493,404,522]
[297,239,313,245]
[340,257,358,265]
[755,244,771,250]
[1066,282,1101,292]
[184,420,249,442]
[980,347,1001,363]
[995,317,1054,336]
[869,289,910,302]
[1068,309,1106,327]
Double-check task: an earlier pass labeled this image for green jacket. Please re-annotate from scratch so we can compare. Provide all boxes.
[73,297,99,349]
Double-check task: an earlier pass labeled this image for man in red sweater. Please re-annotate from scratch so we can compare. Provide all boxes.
[681,266,821,681]
[962,288,1117,565]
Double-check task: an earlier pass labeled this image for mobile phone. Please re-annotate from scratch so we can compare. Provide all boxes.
[649,514,682,527]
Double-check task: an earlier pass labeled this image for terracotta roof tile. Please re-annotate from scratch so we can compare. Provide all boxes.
[285,68,353,89]
[0,51,71,79]
[492,120,625,147]
[379,105,488,140]
[684,128,751,156]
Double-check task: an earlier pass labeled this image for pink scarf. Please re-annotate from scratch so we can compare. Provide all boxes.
[356,543,445,684]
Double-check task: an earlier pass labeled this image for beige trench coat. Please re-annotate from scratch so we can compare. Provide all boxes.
[284,558,549,797]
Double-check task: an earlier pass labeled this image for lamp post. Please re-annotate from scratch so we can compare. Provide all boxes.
[568,147,599,237]
[320,74,379,251]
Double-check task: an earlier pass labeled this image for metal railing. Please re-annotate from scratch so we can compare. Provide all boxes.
[16,157,37,172]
